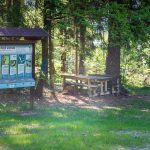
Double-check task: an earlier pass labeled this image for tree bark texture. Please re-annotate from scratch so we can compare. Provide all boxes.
[61,52,66,73]
[60,29,67,73]
[49,28,55,90]
[79,25,86,74]
[106,46,121,82]
[106,15,121,92]
[35,37,48,97]
[43,0,55,91]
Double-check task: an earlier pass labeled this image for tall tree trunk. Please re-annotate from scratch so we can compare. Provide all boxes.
[0,1,6,23]
[106,17,121,92]
[6,0,12,26]
[49,25,55,90]
[43,0,55,91]
[36,0,48,97]
[60,29,67,73]
[61,51,66,73]
[106,46,121,81]
[36,0,54,97]
[106,44,121,93]
[7,0,23,27]
[105,1,133,94]
[6,0,12,8]
[79,25,86,74]
[35,37,48,97]
[75,26,79,75]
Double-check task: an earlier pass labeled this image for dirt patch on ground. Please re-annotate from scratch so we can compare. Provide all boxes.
[53,92,150,110]
[0,87,149,111]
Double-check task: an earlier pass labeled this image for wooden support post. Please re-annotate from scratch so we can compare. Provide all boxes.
[30,43,35,110]
[100,81,104,95]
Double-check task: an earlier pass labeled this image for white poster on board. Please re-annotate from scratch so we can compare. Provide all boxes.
[10,55,17,79]
[25,54,32,78]
[17,54,26,78]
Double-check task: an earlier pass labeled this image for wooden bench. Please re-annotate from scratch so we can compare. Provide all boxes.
[64,81,99,97]
[112,79,120,94]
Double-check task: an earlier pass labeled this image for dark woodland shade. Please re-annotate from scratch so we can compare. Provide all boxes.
[0,28,48,39]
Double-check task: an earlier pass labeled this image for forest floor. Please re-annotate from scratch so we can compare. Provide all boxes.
[0,87,150,150]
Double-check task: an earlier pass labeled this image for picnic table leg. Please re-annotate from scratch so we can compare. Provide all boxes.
[104,80,110,94]
[100,81,104,95]
[30,87,35,110]
[88,79,92,97]
[93,87,98,97]
[75,78,78,94]
[117,79,120,94]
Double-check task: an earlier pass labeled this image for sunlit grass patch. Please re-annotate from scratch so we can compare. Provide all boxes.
[0,97,150,150]
[126,85,150,96]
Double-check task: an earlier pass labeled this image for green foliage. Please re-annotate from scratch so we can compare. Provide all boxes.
[103,1,150,48]
[121,46,150,87]
[85,48,106,74]
[23,8,43,27]
[0,0,149,87]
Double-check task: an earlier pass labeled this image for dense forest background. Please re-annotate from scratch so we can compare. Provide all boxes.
[0,0,149,95]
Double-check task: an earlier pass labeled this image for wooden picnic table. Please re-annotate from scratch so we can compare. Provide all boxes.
[61,73,112,97]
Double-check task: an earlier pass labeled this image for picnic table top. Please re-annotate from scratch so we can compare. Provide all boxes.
[61,73,112,80]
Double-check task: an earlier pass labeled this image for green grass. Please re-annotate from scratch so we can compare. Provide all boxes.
[0,96,150,150]
[126,86,150,96]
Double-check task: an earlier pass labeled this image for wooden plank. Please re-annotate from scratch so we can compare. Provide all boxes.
[0,40,36,44]
[61,73,76,80]
[65,81,97,88]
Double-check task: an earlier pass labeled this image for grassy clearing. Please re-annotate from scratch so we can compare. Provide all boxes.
[127,86,150,96]
[0,89,150,150]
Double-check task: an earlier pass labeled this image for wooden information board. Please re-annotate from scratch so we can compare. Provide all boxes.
[0,43,35,89]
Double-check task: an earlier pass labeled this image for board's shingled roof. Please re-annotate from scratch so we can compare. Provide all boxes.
[0,28,48,38]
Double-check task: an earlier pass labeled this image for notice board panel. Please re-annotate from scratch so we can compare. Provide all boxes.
[0,43,35,89]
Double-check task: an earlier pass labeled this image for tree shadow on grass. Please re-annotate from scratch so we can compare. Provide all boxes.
[0,86,150,149]
[0,93,150,150]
